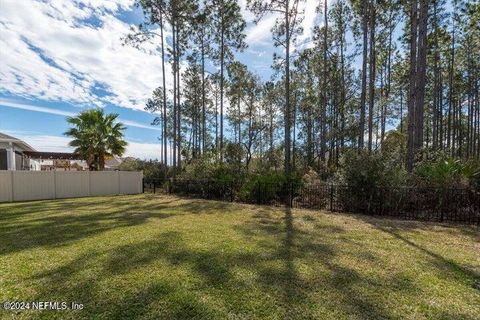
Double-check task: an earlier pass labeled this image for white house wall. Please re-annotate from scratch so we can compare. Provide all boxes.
[28,159,42,171]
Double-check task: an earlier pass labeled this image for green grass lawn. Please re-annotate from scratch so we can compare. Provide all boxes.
[0,194,479,319]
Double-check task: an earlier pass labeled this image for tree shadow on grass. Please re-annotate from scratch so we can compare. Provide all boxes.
[5,198,464,319]
[358,216,480,282]
[21,206,309,318]
[335,210,480,238]
[0,196,234,257]
[15,201,431,319]
[26,230,268,319]
[0,206,172,256]
[236,207,399,319]
[0,199,101,221]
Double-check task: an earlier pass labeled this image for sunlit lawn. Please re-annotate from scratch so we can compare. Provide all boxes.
[0,194,479,319]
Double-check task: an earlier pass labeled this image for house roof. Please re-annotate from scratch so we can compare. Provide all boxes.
[0,132,36,151]
[105,155,123,168]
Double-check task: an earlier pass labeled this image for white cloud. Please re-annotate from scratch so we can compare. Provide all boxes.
[0,0,172,111]
[0,99,74,117]
[239,0,277,46]
[240,0,329,50]
[296,0,336,51]
[245,15,277,46]
[0,99,161,131]
[298,0,320,43]
[21,135,76,153]
[124,140,165,160]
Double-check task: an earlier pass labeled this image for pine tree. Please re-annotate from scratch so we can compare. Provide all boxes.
[211,0,247,162]
[123,0,170,166]
[190,4,213,155]
[248,0,305,177]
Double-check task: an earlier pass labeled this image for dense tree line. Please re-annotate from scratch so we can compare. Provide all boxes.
[126,0,480,182]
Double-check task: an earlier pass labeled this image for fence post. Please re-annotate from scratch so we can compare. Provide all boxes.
[230,181,234,202]
[142,178,145,193]
[256,181,260,205]
[289,182,294,208]
[330,184,334,211]
[9,170,14,202]
[153,181,156,194]
[440,188,445,223]
[116,170,120,195]
[52,171,57,200]
[87,171,91,197]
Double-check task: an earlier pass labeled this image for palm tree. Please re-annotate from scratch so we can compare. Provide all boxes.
[65,109,127,171]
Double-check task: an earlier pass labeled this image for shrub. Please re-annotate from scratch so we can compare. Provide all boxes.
[302,168,322,186]
[237,172,301,204]
[118,158,168,180]
[335,150,407,213]
[179,151,245,183]
[336,150,406,188]
[464,160,480,191]
[414,157,480,190]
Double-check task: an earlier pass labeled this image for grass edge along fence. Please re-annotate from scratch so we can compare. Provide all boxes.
[143,178,480,225]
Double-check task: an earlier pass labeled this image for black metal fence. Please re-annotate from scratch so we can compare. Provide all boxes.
[294,185,480,224]
[143,178,480,225]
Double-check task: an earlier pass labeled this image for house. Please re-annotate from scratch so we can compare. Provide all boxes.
[0,132,86,171]
[23,151,87,171]
[0,132,123,171]
[0,132,37,170]
[105,155,123,171]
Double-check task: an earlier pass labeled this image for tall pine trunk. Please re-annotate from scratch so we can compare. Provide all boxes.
[359,0,368,150]
[339,15,346,155]
[176,27,182,169]
[414,0,428,151]
[201,38,206,154]
[406,0,418,172]
[160,13,168,166]
[284,0,291,176]
[367,1,376,153]
[172,19,177,172]
[447,6,456,154]
[321,0,328,161]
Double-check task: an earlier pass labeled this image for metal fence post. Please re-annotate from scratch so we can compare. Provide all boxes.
[142,178,145,193]
[256,181,260,205]
[440,188,445,222]
[230,181,234,202]
[289,182,293,208]
[330,184,334,211]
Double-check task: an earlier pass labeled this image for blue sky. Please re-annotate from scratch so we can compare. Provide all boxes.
[0,0,322,159]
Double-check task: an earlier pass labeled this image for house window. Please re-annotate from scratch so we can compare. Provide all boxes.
[0,149,7,170]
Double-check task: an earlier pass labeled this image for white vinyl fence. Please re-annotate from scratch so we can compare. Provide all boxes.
[0,171,143,203]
